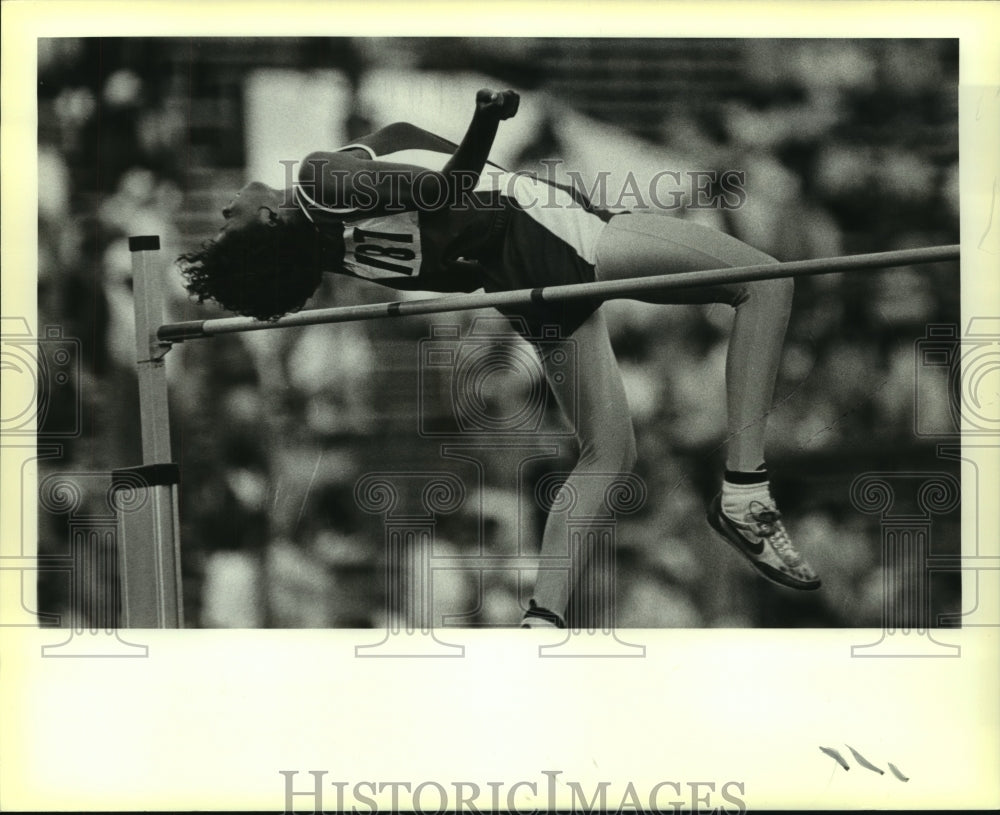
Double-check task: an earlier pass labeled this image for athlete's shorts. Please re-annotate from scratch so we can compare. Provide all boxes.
[479,184,613,341]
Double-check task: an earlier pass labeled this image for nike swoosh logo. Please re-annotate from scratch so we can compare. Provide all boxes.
[717,511,765,555]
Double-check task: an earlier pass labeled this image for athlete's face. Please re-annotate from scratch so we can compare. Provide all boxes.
[218,181,281,238]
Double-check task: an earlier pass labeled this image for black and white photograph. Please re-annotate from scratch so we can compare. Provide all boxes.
[2,1,998,812]
[29,35,967,630]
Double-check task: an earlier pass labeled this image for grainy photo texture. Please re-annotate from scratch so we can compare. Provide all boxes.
[33,37,963,638]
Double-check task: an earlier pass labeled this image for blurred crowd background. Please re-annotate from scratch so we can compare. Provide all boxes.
[35,37,961,629]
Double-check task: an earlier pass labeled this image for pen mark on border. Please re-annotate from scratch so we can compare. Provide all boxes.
[819,746,850,771]
[846,744,885,775]
[820,745,908,781]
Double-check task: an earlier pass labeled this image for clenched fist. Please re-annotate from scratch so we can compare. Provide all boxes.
[476,88,520,121]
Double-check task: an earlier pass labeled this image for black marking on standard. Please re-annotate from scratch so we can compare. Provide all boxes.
[112,463,181,490]
[128,235,161,251]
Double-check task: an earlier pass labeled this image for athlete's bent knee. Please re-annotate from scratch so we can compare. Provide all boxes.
[579,423,637,474]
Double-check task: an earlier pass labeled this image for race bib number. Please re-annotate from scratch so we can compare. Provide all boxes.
[343,213,421,280]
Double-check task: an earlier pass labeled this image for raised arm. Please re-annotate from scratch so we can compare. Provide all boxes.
[297,89,519,216]
[441,89,519,183]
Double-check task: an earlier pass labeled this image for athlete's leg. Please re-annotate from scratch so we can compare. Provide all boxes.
[593,214,819,590]
[594,213,792,472]
[529,308,637,624]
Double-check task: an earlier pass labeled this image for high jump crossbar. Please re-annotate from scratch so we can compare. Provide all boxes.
[120,236,959,628]
[156,244,960,344]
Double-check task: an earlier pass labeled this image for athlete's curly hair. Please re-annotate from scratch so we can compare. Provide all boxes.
[177,218,325,322]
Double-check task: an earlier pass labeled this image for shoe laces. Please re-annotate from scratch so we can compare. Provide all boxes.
[746,500,801,566]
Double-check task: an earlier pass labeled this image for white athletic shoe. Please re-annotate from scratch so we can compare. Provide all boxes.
[707,494,821,590]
